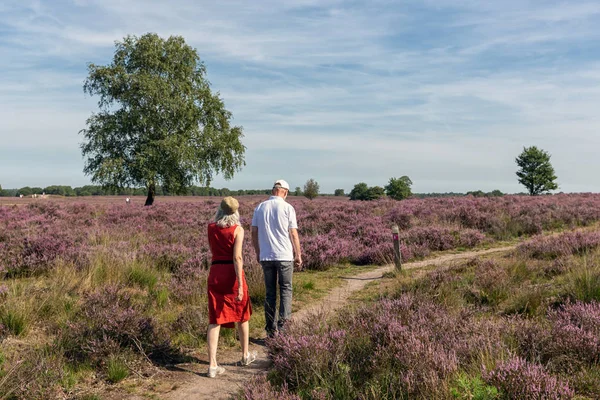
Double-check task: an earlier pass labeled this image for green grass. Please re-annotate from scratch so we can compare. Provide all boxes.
[61,363,93,391]
[106,357,129,384]
[79,395,102,400]
[301,280,315,290]
[127,265,158,291]
[449,373,500,400]
[153,286,170,308]
[566,256,600,302]
[0,309,27,336]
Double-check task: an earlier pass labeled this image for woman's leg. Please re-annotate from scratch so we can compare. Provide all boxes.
[207,324,221,368]
[237,320,249,357]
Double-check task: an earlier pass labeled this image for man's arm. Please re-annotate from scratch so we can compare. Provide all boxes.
[290,228,302,270]
[251,226,260,263]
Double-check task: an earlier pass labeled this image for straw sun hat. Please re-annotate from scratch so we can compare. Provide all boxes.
[220,196,239,215]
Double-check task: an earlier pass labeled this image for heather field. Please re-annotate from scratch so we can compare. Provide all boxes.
[0,194,600,398]
[244,221,600,399]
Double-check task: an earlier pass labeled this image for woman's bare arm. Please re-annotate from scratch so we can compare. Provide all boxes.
[233,226,245,301]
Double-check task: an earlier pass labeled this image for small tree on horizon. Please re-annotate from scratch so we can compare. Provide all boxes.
[303,178,319,200]
[366,186,385,200]
[80,33,245,206]
[349,182,369,200]
[515,146,558,196]
[334,188,345,196]
[294,186,302,196]
[384,176,412,200]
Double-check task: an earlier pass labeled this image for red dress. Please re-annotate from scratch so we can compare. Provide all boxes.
[207,223,252,328]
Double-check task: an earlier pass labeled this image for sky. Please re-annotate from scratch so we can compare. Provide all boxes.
[1,0,599,194]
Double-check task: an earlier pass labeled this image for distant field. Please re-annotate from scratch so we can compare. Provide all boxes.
[1,193,600,398]
[0,194,349,206]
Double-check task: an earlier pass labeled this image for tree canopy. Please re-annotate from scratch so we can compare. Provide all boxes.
[515,146,558,196]
[384,176,412,200]
[349,182,369,200]
[80,33,245,205]
[350,182,385,201]
[303,178,319,200]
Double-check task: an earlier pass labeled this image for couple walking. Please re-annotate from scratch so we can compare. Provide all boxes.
[206,179,302,378]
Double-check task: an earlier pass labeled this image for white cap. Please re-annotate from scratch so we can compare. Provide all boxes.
[273,179,290,190]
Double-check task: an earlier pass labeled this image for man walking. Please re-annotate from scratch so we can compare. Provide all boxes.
[251,179,302,337]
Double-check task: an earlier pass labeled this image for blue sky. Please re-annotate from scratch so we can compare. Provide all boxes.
[1,0,599,193]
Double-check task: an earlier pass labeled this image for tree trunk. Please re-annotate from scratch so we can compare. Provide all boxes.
[145,183,155,206]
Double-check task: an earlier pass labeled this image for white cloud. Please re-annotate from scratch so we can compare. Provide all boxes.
[0,0,599,192]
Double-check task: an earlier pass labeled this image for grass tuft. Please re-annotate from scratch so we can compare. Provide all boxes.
[127,265,158,291]
[1,309,28,336]
[106,356,129,384]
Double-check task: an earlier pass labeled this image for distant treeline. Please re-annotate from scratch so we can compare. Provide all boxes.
[413,190,505,198]
[1,185,507,198]
[0,185,273,197]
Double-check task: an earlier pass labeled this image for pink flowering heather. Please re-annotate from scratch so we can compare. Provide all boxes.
[517,230,600,260]
[484,356,574,399]
[546,301,600,368]
[239,375,301,400]
[59,285,171,365]
[1,194,600,278]
[267,325,348,391]
[266,293,505,398]
[510,301,600,375]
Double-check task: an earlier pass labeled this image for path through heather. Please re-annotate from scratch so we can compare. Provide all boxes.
[162,245,515,400]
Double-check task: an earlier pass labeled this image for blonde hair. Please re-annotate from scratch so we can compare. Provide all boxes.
[215,208,240,228]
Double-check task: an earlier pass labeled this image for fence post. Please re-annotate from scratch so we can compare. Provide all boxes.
[392,224,401,271]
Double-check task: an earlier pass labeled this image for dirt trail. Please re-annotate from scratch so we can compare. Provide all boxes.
[162,245,515,400]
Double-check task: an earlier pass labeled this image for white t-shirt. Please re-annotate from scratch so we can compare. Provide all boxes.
[251,196,298,261]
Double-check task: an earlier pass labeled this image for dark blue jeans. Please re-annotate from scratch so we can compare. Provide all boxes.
[261,260,293,336]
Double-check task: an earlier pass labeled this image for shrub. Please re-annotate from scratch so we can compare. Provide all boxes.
[484,357,574,399]
[169,258,209,304]
[0,349,69,399]
[59,285,170,365]
[517,231,600,260]
[471,260,510,306]
[545,301,600,370]
[239,375,301,400]
[266,294,505,398]
[172,307,208,347]
[511,301,600,376]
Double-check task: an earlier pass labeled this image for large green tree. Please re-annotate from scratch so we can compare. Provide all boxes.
[384,176,412,200]
[80,33,245,205]
[515,146,558,196]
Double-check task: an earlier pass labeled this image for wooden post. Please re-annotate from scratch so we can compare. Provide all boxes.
[392,224,401,271]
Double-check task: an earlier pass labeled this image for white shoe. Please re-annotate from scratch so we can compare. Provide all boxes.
[240,351,257,366]
[208,365,225,378]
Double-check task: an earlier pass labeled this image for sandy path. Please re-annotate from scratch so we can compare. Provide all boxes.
[162,245,514,400]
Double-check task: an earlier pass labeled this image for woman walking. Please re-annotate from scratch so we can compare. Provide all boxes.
[206,197,255,378]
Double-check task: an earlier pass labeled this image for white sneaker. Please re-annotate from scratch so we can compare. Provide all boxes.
[207,365,225,378]
[240,351,257,366]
